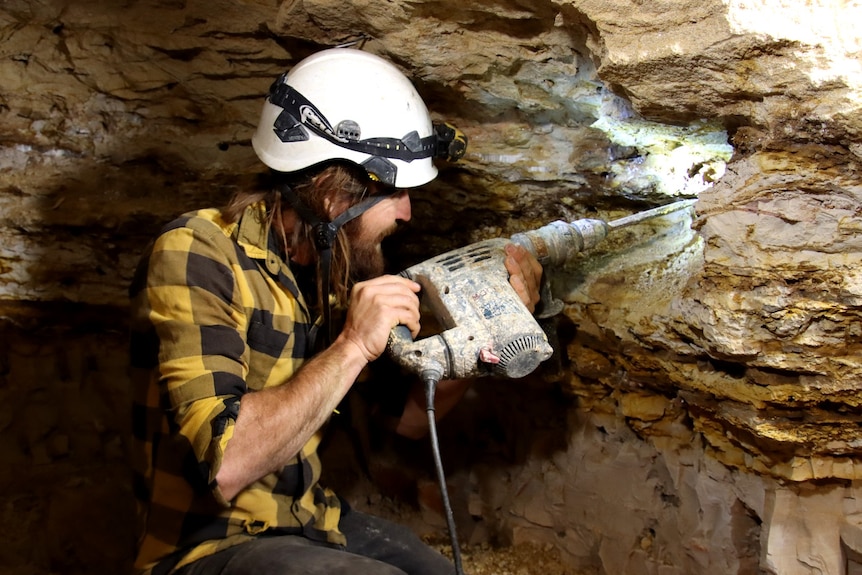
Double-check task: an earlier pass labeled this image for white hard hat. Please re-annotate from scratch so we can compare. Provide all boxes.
[252,48,458,188]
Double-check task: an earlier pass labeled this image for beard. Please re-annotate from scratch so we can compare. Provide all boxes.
[349,239,385,281]
[346,221,397,281]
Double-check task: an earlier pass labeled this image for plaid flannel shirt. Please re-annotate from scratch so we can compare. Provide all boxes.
[129,203,344,575]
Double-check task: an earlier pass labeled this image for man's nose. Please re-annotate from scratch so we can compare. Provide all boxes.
[395,190,412,222]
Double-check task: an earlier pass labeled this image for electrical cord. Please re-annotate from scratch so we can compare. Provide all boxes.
[424,375,465,575]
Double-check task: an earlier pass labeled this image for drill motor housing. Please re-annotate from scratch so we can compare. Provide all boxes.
[390,237,556,381]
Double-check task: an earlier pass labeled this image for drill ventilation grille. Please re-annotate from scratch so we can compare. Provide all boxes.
[438,246,492,272]
[495,334,550,378]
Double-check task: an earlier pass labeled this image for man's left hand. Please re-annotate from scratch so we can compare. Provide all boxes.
[504,244,543,313]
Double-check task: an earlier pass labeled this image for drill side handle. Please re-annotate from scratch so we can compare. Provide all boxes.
[534,275,564,319]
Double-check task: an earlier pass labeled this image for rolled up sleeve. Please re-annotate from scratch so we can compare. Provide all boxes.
[143,222,249,501]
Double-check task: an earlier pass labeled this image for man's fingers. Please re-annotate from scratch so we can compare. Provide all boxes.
[504,244,543,310]
[353,277,421,329]
[341,275,424,361]
[354,274,421,295]
[507,273,535,313]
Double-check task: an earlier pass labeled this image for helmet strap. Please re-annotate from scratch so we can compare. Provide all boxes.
[279,183,388,346]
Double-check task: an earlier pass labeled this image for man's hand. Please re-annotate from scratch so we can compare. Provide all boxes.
[504,244,543,313]
[339,275,422,363]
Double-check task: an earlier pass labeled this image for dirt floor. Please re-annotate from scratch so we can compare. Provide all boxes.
[430,539,577,575]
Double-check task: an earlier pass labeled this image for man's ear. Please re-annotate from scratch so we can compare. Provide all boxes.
[324,194,353,220]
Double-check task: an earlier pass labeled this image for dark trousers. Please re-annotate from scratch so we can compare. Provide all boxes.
[175,509,455,575]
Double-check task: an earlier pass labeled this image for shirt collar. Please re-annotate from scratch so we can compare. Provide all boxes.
[232,202,316,327]
[234,202,282,275]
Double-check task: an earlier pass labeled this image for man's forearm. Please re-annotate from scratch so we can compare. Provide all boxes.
[216,335,368,501]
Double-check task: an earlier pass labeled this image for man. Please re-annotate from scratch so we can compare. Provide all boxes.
[129,48,542,575]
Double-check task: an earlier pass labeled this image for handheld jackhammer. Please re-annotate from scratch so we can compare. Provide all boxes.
[386,198,697,574]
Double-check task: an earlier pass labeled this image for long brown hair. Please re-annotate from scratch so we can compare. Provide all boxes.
[222,162,370,311]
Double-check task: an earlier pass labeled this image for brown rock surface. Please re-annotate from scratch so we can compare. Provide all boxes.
[2,0,861,574]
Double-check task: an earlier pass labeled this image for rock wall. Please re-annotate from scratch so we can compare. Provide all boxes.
[1,1,861,574]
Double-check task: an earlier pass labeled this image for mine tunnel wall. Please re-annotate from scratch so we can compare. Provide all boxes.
[3,1,862,574]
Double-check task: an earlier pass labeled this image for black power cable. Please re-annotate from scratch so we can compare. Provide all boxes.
[424,376,465,575]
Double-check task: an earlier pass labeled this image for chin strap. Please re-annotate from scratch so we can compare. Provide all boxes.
[280,184,388,346]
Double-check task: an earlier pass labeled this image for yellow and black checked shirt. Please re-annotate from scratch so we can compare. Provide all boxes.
[129,203,344,575]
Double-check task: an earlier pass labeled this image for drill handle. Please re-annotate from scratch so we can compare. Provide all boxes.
[387,324,450,380]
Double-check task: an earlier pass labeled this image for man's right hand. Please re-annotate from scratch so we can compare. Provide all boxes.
[338,275,422,363]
